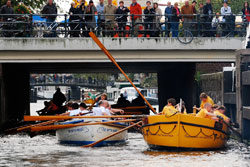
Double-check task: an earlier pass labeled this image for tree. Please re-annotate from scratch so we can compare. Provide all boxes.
[196,0,245,14]
[1,0,47,12]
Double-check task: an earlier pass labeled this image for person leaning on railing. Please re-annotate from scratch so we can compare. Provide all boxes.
[41,0,58,37]
[198,3,205,36]
[96,0,106,36]
[130,0,142,37]
[211,12,220,37]
[242,1,250,22]
[143,1,155,37]
[181,0,194,32]
[115,1,129,37]
[69,2,81,37]
[0,0,14,22]
[153,3,162,37]
[171,2,180,37]
[164,2,173,37]
[104,0,116,37]
[85,0,97,36]
[203,0,213,37]
[221,1,232,36]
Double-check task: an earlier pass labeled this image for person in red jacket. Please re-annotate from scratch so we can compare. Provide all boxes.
[130,0,142,36]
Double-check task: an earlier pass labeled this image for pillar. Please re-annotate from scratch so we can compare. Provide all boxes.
[0,64,30,130]
[157,63,196,112]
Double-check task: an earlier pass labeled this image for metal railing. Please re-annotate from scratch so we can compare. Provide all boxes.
[0,13,247,38]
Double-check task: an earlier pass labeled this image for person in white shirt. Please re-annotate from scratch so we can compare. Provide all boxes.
[63,102,81,116]
[211,12,220,36]
[79,102,91,115]
[221,1,232,36]
[93,100,124,116]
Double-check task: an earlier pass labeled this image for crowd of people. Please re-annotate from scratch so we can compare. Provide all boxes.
[0,0,248,37]
[160,92,230,124]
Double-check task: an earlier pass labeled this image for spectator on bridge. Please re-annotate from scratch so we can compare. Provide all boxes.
[115,1,130,37]
[171,2,180,37]
[164,1,173,37]
[153,3,162,37]
[181,0,194,32]
[203,0,213,37]
[221,1,232,36]
[211,12,220,37]
[97,0,106,36]
[143,1,155,37]
[78,0,88,37]
[104,0,117,37]
[130,0,142,37]
[69,2,81,37]
[41,0,58,37]
[191,0,197,14]
[242,1,250,22]
[0,0,14,21]
[85,0,97,36]
[191,1,198,36]
[198,3,206,36]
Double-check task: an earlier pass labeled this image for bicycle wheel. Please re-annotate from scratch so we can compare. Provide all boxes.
[177,29,193,44]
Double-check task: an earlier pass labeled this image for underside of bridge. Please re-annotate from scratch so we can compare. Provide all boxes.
[0,61,226,130]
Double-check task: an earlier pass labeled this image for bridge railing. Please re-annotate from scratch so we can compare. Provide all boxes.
[0,13,247,38]
[30,75,114,87]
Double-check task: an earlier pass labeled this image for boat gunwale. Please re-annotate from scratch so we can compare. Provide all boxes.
[141,121,229,136]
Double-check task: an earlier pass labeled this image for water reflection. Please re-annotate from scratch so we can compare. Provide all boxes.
[0,133,249,167]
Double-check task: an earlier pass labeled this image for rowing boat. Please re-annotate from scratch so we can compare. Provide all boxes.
[141,114,229,150]
[56,118,128,146]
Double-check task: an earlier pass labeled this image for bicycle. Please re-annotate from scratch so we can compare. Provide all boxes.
[177,26,194,44]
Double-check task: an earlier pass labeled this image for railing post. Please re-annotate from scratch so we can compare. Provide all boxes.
[97,13,101,37]
[197,14,200,37]
[30,14,33,37]
[131,14,135,37]
[165,14,167,37]
[64,14,67,37]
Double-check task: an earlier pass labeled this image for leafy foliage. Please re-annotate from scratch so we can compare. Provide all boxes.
[1,0,47,12]
[14,3,32,14]
[196,0,245,14]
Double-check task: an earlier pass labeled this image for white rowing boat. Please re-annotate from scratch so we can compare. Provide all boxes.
[56,119,128,146]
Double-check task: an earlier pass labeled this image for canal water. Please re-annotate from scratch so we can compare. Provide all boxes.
[0,101,249,167]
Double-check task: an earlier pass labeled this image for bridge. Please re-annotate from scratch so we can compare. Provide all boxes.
[0,37,245,63]
[0,33,247,132]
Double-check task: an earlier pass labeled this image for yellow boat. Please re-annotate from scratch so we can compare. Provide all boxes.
[142,114,229,150]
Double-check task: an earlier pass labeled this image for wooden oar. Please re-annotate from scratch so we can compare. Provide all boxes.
[23,115,146,121]
[5,120,57,134]
[30,119,137,132]
[222,119,243,142]
[89,32,156,114]
[82,121,143,147]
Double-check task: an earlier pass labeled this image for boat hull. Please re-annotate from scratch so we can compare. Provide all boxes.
[56,119,128,147]
[142,114,228,150]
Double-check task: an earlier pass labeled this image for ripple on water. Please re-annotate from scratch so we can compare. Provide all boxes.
[0,133,250,167]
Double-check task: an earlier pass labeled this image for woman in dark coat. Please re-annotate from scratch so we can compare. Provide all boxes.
[116,1,129,37]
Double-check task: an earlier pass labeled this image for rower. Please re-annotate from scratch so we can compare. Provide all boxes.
[93,100,124,116]
[93,100,111,116]
[214,105,230,123]
[161,98,179,117]
[176,101,187,114]
[197,92,214,111]
[63,102,81,116]
[79,102,91,115]
[196,103,216,120]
